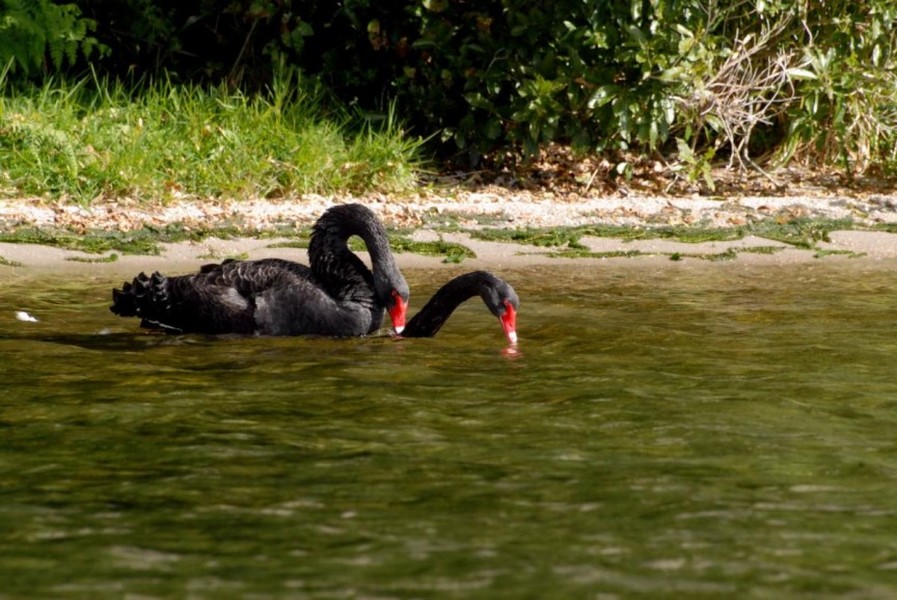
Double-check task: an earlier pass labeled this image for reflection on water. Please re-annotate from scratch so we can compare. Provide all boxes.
[3,262,897,598]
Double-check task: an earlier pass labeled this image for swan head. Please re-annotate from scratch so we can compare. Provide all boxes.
[480,276,519,345]
[499,300,518,345]
[387,288,408,334]
[378,276,410,335]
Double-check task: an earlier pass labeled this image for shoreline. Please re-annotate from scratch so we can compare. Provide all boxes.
[3,191,897,274]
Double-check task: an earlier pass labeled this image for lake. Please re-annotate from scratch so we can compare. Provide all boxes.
[2,260,897,598]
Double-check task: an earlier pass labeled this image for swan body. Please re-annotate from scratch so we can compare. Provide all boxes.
[110,204,409,336]
[402,271,519,343]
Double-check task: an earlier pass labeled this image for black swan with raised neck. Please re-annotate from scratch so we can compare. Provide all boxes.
[401,271,519,344]
[110,204,409,336]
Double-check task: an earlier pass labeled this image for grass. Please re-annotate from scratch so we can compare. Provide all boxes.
[0,70,424,204]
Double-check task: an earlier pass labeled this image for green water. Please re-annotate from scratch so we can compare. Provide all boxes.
[2,262,897,599]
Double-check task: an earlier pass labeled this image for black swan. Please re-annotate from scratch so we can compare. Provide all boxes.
[401,271,519,344]
[110,204,409,336]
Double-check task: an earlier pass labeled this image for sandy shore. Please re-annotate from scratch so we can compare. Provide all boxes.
[3,191,897,275]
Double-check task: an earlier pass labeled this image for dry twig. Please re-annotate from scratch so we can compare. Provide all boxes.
[676,17,806,177]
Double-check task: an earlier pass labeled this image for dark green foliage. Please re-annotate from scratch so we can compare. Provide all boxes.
[0,0,102,75]
[3,0,896,174]
[74,0,276,87]
[780,0,897,175]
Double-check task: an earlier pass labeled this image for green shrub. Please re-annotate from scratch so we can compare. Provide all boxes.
[4,0,897,176]
[0,0,102,75]
[783,0,897,176]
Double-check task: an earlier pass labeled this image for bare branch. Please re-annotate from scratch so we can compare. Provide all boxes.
[674,13,805,176]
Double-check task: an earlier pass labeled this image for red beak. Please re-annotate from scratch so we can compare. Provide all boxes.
[499,301,517,345]
[389,292,407,334]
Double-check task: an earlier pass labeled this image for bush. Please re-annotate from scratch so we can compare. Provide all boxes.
[784,0,897,176]
[4,0,897,176]
[0,0,102,75]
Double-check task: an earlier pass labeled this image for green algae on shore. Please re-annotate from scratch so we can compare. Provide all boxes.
[0,215,881,265]
[469,217,856,250]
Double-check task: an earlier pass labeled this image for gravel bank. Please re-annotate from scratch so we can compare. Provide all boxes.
[3,190,897,272]
[3,189,897,231]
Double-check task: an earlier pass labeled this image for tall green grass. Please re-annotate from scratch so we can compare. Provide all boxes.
[0,71,424,204]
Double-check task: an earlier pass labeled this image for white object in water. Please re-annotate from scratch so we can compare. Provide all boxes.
[15,311,38,323]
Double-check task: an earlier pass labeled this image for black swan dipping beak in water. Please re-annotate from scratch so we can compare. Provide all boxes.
[401,271,519,344]
[110,204,409,336]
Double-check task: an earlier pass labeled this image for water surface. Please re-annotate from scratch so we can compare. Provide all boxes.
[2,261,897,598]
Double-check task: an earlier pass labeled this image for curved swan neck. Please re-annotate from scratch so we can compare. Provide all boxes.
[402,271,496,338]
[309,204,406,292]
[353,220,398,277]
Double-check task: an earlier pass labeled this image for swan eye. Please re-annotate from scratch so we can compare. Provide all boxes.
[391,289,406,307]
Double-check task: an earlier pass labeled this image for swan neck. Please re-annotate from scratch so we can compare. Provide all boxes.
[402,272,486,338]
